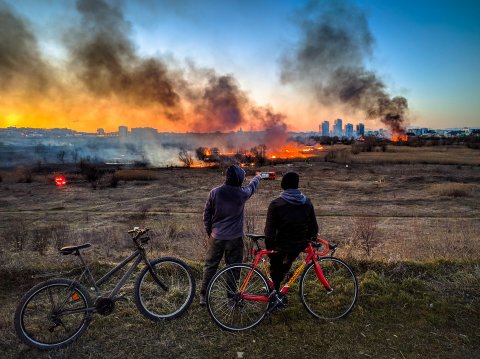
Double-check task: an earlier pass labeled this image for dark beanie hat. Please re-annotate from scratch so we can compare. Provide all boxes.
[281,172,299,190]
[225,165,246,186]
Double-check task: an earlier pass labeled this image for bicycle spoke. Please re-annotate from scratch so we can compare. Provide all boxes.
[135,258,195,320]
[15,280,91,349]
[207,264,269,331]
[300,258,358,320]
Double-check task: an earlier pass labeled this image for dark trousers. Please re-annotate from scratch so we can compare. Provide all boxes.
[201,237,243,295]
[269,250,302,291]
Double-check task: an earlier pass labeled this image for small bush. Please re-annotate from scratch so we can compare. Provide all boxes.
[350,216,380,256]
[17,168,33,183]
[109,174,119,188]
[2,219,29,251]
[79,159,104,185]
[31,227,51,255]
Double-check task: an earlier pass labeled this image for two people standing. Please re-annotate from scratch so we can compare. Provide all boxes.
[200,165,318,305]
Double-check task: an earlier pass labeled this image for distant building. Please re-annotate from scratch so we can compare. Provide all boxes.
[333,119,343,137]
[356,123,365,137]
[97,128,105,135]
[119,126,128,137]
[345,123,354,138]
[131,127,158,138]
[321,121,330,137]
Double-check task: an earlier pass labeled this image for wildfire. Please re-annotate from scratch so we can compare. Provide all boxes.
[391,133,408,142]
[268,143,324,159]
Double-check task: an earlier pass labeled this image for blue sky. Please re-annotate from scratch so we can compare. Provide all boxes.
[2,0,480,130]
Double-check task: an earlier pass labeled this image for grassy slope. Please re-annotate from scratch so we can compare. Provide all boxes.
[1,259,479,359]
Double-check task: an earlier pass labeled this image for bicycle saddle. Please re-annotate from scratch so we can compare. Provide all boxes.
[60,243,92,255]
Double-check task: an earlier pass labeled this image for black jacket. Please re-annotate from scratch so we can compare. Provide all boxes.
[264,197,319,252]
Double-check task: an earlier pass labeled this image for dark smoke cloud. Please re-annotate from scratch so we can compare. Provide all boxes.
[66,0,180,115]
[281,0,408,133]
[192,74,247,132]
[0,4,51,91]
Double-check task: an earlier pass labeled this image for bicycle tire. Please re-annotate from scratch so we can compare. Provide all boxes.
[300,257,358,320]
[134,257,195,320]
[207,264,270,332]
[14,278,93,350]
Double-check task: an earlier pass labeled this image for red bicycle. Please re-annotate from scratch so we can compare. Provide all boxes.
[206,234,358,331]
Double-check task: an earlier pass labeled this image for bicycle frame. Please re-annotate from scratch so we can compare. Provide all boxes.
[239,241,332,303]
[73,243,167,303]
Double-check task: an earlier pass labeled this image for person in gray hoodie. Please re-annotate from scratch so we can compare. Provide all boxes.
[264,171,318,293]
[200,164,262,305]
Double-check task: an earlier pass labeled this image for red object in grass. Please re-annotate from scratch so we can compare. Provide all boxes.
[55,175,66,187]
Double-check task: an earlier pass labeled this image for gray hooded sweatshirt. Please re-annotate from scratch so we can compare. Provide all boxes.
[204,166,261,240]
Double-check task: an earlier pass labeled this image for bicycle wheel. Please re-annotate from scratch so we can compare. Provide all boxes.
[135,257,195,320]
[300,257,358,320]
[207,264,270,332]
[14,278,92,350]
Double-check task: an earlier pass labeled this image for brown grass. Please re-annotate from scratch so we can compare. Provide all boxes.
[114,170,159,181]
[427,183,477,197]
[352,145,480,165]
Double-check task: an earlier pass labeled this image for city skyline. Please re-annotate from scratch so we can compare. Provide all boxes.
[0,0,479,133]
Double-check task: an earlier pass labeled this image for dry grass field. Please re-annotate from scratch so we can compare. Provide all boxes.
[1,145,479,358]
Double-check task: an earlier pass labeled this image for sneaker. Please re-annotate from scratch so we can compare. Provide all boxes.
[199,294,206,306]
[267,293,288,313]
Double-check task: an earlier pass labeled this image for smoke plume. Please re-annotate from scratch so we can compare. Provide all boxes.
[66,0,181,118]
[281,0,408,133]
[0,4,51,91]
[0,0,290,151]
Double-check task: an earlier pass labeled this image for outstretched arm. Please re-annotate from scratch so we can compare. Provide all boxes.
[242,174,262,198]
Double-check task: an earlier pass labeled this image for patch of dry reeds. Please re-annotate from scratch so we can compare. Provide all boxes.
[427,183,476,197]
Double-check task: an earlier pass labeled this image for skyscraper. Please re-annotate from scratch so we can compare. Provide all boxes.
[345,123,354,138]
[321,121,330,137]
[334,118,343,137]
[356,123,365,137]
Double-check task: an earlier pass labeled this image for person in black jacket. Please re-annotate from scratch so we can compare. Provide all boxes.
[264,171,318,292]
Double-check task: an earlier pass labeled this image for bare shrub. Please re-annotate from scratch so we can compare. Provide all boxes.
[79,159,104,187]
[50,223,70,250]
[188,220,209,260]
[2,219,29,251]
[178,149,194,167]
[109,174,119,188]
[152,218,181,253]
[17,168,33,183]
[351,143,363,155]
[31,227,51,255]
[350,216,380,256]
[428,183,476,197]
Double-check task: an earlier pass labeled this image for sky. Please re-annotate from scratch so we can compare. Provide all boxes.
[0,0,479,132]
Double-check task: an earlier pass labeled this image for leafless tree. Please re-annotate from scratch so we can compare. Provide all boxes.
[178,149,194,167]
[351,216,380,256]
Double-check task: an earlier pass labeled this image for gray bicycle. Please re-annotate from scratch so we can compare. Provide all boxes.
[14,227,195,350]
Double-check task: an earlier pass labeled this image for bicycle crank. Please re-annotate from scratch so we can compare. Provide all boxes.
[95,297,115,316]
